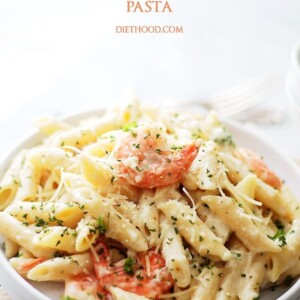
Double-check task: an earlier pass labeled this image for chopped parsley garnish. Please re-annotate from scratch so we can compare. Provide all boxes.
[35,218,47,227]
[144,223,156,232]
[97,217,106,234]
[232,251,242,259]
[171,145,183,151]
[123,121,138,132]
[136,166,143,172]
[124,257,135,275]
[110,175,115,184]
[71,231,78,238]
[268,229,287,247]
[214,133,235,147]
[48,215,63,226]
[61,296,76,300]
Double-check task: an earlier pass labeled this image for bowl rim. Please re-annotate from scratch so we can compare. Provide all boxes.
[0,108,299,300]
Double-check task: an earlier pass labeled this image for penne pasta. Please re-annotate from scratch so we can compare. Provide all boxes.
[161,219,191,288]
[5,201,84,228]
[33,226,77,253]
[27,253,93,281]
[0,150,28,209]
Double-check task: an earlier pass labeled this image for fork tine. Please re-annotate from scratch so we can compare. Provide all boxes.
[214,77,279,110]
[210,72,279,104]
[215,77,281,115]
[216,83,279,116]
[210,72,282,109]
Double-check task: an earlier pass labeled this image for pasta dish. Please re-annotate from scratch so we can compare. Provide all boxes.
[0,100,299,300]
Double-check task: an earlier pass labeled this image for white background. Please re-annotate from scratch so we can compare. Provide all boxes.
[0,0,299,159]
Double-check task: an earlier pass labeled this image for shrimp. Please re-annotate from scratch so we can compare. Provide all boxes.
[116,124,200,188]
[235,147,282,189]
[92,240,174,299]
[65,274,110,300]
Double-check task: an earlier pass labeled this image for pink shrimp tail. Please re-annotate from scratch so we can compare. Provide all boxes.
[235,147,282,189]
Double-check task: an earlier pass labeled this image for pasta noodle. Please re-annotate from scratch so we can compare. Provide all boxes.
[0,100,299,300]
[0,150,28,210]
[27,253,93,281]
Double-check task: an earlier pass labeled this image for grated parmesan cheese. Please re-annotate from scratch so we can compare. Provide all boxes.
[182,187,197,223]
[145,254,151,277]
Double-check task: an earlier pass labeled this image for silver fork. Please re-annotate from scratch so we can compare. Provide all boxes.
[173,72,285,123]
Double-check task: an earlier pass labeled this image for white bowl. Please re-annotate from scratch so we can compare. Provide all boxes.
[0,109,300,300]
